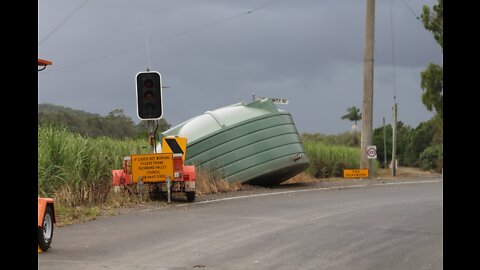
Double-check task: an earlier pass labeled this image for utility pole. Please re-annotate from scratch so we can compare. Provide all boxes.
[383,117,387,169]
[391,102,397,176]
[360,0,375,179]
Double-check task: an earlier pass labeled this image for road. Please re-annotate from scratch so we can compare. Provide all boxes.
[38,178,443,270]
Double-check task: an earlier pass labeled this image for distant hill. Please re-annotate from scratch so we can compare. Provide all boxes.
[38,103,170,139]
[38,104,102,117]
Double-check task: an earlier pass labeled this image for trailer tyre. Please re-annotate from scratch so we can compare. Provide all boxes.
[38,205,54,251]
[186,191,195,202]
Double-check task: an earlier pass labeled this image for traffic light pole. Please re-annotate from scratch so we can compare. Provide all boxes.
[147,120,157,153]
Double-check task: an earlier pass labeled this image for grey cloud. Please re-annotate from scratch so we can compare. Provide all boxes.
[38,0,442,134]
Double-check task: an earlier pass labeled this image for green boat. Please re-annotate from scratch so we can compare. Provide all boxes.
[159,99,309,185]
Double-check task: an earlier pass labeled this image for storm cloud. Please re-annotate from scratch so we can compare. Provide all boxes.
[38,0,442,134]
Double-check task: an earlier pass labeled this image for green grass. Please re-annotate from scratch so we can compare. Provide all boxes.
[38,126,148,207]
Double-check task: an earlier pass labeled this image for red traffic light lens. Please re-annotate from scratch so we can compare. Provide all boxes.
[144,79,154,88]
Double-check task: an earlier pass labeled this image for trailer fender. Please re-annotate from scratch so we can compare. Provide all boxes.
[38,197,55,227]
[183,165,196,191]
[183,165,196,181]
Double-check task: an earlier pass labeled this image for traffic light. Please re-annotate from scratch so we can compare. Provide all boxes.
[136,71,163,120]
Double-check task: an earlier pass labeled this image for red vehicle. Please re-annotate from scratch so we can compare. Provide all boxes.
[38,58,56,252]
[38,197,55,252]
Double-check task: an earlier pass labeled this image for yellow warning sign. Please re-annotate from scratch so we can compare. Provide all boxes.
[344,169,369,178]
[131,153,173,183]
[162,136,187,161]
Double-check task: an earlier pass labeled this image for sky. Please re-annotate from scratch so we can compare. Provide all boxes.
[38,0,442,134]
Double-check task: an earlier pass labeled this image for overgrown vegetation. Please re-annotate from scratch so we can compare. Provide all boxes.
[301,139,379,178]
[37,103,246,206]
[38,124,245,210]
[38,125,148,206]
[195,169,243,194]
[419,145,443,171]
[371,118,443,172]
[302,118,442,175]
[301,132,360,147]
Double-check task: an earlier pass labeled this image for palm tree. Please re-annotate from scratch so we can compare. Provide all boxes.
[341,106,362,146]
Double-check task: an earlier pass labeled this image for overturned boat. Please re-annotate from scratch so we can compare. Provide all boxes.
[158,99,309,186]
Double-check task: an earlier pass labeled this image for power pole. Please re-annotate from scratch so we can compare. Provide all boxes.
[391,102,397,176]
[360,0,376,179]
[383,117,387,169]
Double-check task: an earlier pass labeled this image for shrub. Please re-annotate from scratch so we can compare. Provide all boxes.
[419,145,443,172]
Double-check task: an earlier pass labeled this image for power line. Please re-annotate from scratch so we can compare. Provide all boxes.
[400,0,443,31]
[401,0,422,21]
[39,0,284,75]
[38,0,90,47]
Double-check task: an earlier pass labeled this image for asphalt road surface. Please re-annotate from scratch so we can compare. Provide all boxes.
[38,178,443,270]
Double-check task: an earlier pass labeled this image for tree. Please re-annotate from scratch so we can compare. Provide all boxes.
[421,0,443,51]
[372,121,413,167]
[341,106,362,146]
[420,0,443,120]
[105,109,137,138]
[372,124,392,168]
[403,119,438,166]
[420,64,443,117]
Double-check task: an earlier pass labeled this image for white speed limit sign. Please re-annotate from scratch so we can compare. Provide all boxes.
[367,145,377,159]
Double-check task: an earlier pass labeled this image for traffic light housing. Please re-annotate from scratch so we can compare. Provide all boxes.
[136,71,163,120]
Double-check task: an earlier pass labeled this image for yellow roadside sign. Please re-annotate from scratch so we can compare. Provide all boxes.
[162,136,187,161]
[344,169,369,178]
[131,153,173,183]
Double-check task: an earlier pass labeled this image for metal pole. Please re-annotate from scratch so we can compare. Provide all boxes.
[137,177,144,198]
[360,0,376,179]
[383,117,387,169]
[147,120,155,153]
[166,175,171,204]
[392,103,397,176]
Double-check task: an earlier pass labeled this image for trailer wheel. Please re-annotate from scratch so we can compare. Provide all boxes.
[38,205,54,251]
[148,183,164,201]
[186,191,195,202]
